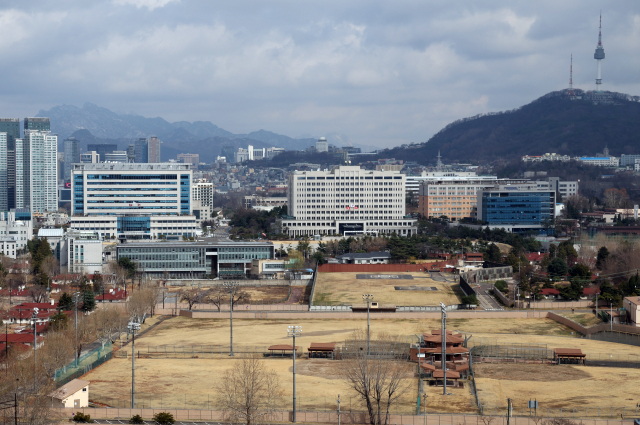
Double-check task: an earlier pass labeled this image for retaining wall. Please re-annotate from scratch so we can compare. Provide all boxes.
[178,310,547,320]
[318,263,450,273]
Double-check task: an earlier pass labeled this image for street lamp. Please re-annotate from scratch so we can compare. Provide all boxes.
[439,302,449,396]
[127,321,141,409]
[73,292,80,366]
[287,325,302,423]
[223,281,239,356]
[362,294,374,355]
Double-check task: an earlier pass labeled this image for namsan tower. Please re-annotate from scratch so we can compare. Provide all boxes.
[594,13,605,91]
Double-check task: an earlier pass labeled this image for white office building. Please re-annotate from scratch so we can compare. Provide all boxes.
[104,151,128,162]
[578,157,619,167]
[72,163,192,216]
[15,131,58,213]
[80,151,100,164]
[0,210,33,255]
[63,230,103,275]
[316,137,328,153]
[281,166,417,237]
[68,215,198,241]
[0,133,7,211]
[405,171,496,199]
[192,179,214,207]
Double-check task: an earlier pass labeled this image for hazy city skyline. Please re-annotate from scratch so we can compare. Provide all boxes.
[0,0,639,148]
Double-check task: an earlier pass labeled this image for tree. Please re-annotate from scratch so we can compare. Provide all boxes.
[49,311,69,331]
[152,412,175,425]
[340,331,412,425]
[484,244,502,262]
[218,357,283,425]
[58,292,75,311]
[28,285,48,303]
[179,289,205,310]
[93,273,105,298]
[547,258,568,278]
[41,256,60,279]
[127,290,151,324]
[80,289,96,312]
[203,287,226,312]
[568,263,591,279]
[118,257,137,280]
[596,246,609,270]
[34,272,49,287]
[603,188,629,208]
[92,305,127,347]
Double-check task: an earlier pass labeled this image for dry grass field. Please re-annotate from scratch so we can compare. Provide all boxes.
[313,272,462,306]
[562,313,603,327]
[117,317,580,353]
[474,363,640,410]
[83,357,478,413]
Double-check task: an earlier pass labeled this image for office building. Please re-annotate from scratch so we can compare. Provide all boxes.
[316,137,328,153]
[37,227,65,261]
[578,157,619,167]
[64,230,103,274]
[476,183,556,234]
[104,151,128,162]
[192,199,212,225]
[0,118,20,209]
[418,178,526,220]
[15,130,58,213]
[544,177,579,199]
[87,144,117,161]
[620,154,640,167]
[0,133,7,211]
[178,153,199,169]
[63,137,80,182]
[80,151,100,163]
[147,136,161,163]
[69,215,198,241]
[235,148,249,163]
[0,209,33,255]
[191,179,214,207]
[406,171,496,199]
[127,144,136,162]
[24,117,50,132]
[134,138,148,163]
[72,163,192,216]
[281,165,417,237]
[117,240,274,278]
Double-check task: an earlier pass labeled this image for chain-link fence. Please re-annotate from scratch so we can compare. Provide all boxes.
[113,345,305,359]
[479,405,640,419]
[54,342,113,385]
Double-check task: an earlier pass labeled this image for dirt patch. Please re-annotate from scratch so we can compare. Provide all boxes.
[474,363,590,382]
[293,359,346,379]
[302,329,356,337]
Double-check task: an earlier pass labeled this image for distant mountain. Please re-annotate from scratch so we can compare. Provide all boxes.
[36,102,317,154]
[377,90,640,164]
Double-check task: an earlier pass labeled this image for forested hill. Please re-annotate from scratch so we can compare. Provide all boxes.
[377,90,640,164]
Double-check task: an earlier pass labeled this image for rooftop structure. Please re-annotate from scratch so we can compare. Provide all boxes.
[594,13,605,91]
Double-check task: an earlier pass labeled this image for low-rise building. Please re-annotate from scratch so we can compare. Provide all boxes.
[69,215,198,241]
[37,228,65,261]
[250,259,286,279]
[64,230,103,275]
[578,157,619,167]
[0,209,32,253]
[336,251,391,264]
[50,379,90,408]
[117,240,274,279]
[624,296,640,326]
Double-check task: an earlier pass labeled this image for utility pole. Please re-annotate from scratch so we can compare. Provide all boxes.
[337,395,341,425]
[423,392,427,425]
[507,398,511,425]
[128,321,141,408]
[610,302,613,331]
[440,302,448,396]
[74,292,80,366]
[223,281,239,356]
[32,308,39,392]
[362,294,373,355]
[287,325,302,423]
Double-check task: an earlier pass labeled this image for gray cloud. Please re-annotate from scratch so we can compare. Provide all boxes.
[0,0,638,148]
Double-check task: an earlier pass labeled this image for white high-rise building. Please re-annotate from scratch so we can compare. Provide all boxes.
[316,137,328,153]
[192,179,214,207]
[248,145,254,161]
[281,166,417,237]
[15,131,58,213]
[0,133,7,211]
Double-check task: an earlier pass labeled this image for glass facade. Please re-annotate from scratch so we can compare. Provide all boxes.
[117,216,151,233]
[481,191,553,225]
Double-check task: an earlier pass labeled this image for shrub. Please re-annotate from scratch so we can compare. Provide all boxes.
[153,412,175,425]
[73,412,94,423]
[461,294,479,305]
[129,414,144,424]
[495,280,508,293]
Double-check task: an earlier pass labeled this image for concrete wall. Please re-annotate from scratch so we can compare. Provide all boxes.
[318,263,449,273]
[177,310,548,320]
[53,408,635,425]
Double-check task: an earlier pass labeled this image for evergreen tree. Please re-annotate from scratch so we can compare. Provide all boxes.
[81,289,96,312]
[595,247,609,270]
[547,258,568,277]
[58,292,75,311]
[93,273,104,297]
[50,311,69,331]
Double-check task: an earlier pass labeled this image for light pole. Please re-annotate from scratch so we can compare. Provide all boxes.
[440,302,448,396]
[128,321,141,409]
[362,294,374,355]
[422,392,427,425]
[287,325,302,422]
[73,292,80,366]
[337,395,341,425]
[223,281,239,356]
[32,308,39,392]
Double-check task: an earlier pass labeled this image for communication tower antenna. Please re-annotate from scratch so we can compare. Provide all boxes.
[594,12,605,91]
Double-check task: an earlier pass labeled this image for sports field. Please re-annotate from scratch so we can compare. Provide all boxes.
[474,363,640,410]
[313,272,462,306]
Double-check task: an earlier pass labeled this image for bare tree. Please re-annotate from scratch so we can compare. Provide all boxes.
[480,415,495,425]
[179,288,205,310]
[39,330,76,378]
[40,256,60,279]
[204,287,226,311]
[127,290,150,323]
[28,286,48,303]
[66,314,97,359]
[340,330,413,425]
[218,357,284,425]
[92,305,128,348]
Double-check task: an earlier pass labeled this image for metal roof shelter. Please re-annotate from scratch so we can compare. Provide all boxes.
[266,345,300,357]
[308,342,336,358]
[554,348,586,365]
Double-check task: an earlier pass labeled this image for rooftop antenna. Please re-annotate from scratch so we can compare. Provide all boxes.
[594,12,605,91]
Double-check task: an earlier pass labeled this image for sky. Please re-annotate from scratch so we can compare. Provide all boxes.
[0,1,639,148]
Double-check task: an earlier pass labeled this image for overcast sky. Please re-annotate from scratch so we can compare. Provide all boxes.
[0,0,639,148]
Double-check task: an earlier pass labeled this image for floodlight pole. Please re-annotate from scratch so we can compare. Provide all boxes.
[74,292,80,366]
[128,322,140,409]
[287,325,302,423]
[224,282,239,356]
[363,294,374,355]
[440,302,447,396]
